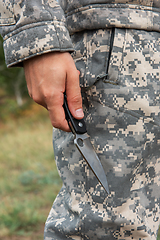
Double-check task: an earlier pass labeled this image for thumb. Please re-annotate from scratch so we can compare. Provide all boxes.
[65,70,84,119]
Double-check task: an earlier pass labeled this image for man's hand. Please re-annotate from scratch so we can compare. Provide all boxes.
[23,52,84,132]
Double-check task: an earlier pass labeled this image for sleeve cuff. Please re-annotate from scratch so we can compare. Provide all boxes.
[3,21,74,67]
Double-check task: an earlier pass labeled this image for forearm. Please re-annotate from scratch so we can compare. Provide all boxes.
[0,1,83,132]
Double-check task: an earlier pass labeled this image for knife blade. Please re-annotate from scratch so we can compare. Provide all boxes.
[63,93,109,194]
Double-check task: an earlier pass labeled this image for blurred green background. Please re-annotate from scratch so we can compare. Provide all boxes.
[0,36,159,239]
[0,36,62,239]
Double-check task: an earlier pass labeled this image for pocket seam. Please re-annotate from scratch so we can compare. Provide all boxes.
[107,28,127,82]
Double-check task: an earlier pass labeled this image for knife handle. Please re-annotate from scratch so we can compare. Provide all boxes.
[63,93,87,134]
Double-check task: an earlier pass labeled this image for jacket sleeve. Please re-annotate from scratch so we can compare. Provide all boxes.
[0,0,74,67]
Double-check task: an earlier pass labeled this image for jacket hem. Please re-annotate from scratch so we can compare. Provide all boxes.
[66,4,160,34]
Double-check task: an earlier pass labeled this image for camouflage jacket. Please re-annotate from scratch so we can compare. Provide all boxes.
[0,0,159,67]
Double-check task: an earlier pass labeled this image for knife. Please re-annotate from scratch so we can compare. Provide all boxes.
[63,93,109,194]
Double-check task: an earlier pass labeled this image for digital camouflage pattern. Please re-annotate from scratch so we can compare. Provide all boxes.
[0,0,160,66]
[0,0,160,239]
[44,28,160,239]
[0,0,74,67]
[63,0,160,34]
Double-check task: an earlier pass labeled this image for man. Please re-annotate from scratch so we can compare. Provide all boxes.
[0,1,160,239]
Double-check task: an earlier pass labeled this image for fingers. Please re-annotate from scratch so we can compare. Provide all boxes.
[47,91,70,132]
[65,65,84,120]
[23,52,83,132]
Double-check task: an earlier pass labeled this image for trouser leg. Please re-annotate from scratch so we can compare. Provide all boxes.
[44,28,160,240]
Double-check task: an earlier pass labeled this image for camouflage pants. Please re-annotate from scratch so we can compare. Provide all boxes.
[44,28,160,239]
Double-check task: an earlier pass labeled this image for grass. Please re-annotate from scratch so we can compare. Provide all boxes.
[158,229,160,240]
[0,100,62,239]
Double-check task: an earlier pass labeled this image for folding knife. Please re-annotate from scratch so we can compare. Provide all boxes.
[63,93,109,194]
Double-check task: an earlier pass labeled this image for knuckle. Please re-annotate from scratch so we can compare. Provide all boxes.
[43,89,59,104]
[31,91,44,106]
[50,117,69,132]
[42,89,52,101]
[51,120,62,130]
[32,94,41,104]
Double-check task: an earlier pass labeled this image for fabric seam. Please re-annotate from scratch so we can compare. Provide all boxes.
[65,3,160,17]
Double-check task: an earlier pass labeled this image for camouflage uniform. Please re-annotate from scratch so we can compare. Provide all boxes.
[0,1,160,239]
[44,28,160,240]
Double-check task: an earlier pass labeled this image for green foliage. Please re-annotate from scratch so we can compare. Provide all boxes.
[0,36,29,107]
[19,169,61,187]
[158,229,160,240]
[0,200,43,234]
[0,104,62,239]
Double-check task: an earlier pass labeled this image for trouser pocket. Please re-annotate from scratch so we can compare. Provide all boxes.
[106,27,115,75]
[71,28,117,88]
[71,27,126,89]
